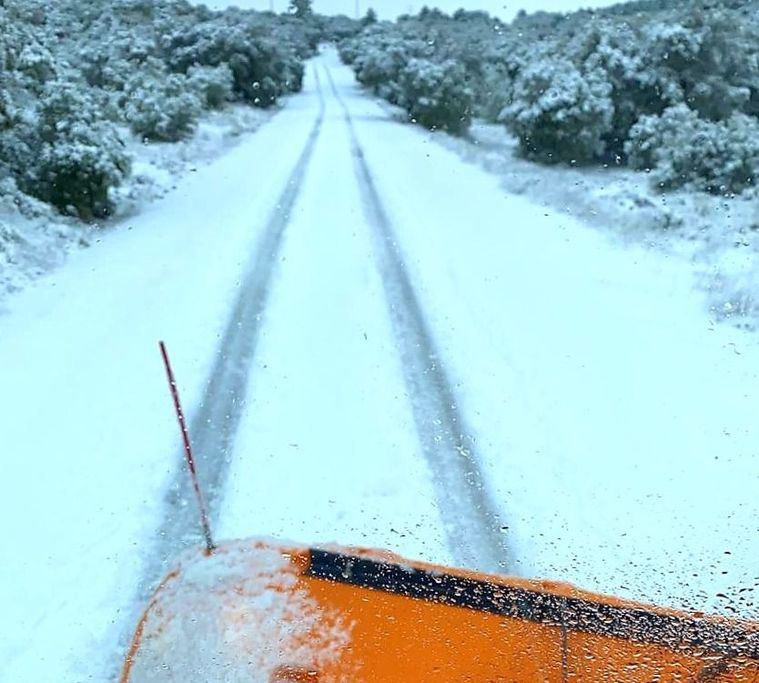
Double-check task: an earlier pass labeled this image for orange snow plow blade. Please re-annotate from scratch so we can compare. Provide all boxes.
[121,539,759,682]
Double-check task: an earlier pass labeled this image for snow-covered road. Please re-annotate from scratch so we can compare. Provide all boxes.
[1,49,757,682]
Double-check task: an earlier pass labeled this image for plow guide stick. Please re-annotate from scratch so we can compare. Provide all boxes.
[159,341,215,553]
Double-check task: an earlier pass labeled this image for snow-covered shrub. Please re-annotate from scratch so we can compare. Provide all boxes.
[35,132,130,219]
[338,38,360,65]
[0,82,16,136]
[353,42,405,100]
[477,59,517,124]
[161,23,303,106]
[187,64,234,110]
[624,105,689,173]
[626,105,759,194]
[36,82,97,144]
[399,58,474,134]
[1,0,310,219]
[318,15,361,44]
[79,46,134,93]
[501,59,613,164]
[350,30,426,105]
[124,62,203,142]
[577,22,666,157]
[26,82,130,219]
[15,42,57,86]
[640,13,756,122]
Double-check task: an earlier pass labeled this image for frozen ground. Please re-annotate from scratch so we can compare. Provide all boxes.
[0,48,757,683]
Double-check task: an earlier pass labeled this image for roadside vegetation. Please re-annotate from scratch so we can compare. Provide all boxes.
[0,0,361,220]
[339,1,759,195]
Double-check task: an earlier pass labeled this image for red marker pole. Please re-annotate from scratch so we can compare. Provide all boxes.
[159,341,215,554]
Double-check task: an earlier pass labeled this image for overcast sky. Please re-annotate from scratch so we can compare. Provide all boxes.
[202,0,621,22]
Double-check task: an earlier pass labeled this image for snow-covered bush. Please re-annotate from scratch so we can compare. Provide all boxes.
[79,47,134,93]
[124,62,203,142]
[352,36,423,105]
[576,22,664,157]
[501,59,613,164]
[626,105,759,194]
[476,59,517,124]
[35,132,130,219]
[338,38,361,65]
[624,104,689,173]
[640,13,756,122]
[342,2,758,190]
[0,119,36,189]
[1,0,310,219]
[15,42,57,86]
[187,64,234,110]
[319,15,362,43]
[25,82,130,219]
[399,59,473,134]
[161,23,303,106]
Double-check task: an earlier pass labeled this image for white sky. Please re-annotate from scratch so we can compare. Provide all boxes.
[202,0,621,22]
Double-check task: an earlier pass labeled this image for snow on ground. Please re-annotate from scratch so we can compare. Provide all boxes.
[215,76,450,564]
[331,51,759,617]
[437,120,759,332]
[0,104,272,308]
[0,79,316,683]
[1,47,758,683]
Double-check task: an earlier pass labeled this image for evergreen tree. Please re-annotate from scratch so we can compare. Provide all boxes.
[361,8,377,26]
[288,0,312,19]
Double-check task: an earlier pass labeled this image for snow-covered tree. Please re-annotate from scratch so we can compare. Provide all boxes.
[361,9,378,27]
[288,0,312,20]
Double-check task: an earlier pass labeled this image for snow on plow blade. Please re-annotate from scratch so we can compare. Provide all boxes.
[121,539,759,682]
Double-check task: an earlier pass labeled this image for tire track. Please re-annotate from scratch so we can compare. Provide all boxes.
[322,65,511,575]
[158,69,324,564]
[113,70,326,674]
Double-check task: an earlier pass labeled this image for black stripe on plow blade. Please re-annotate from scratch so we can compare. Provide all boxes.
[306,549,759,660]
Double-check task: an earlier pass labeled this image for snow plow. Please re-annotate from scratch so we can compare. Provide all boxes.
[121,538,759,682]
[124,344,759,681]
